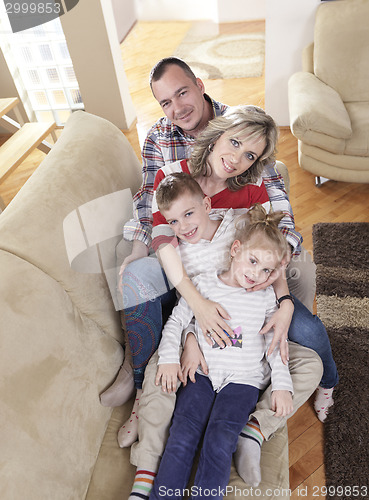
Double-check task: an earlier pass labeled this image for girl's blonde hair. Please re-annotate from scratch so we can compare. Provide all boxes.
[235,204,289,262]
[190,105,278,191]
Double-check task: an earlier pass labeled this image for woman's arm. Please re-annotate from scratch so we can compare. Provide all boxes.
[259,271,294,364]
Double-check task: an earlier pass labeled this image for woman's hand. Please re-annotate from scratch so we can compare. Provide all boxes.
[180,333,208,385]
[271,390,294,417]
[260,300,294,364]
[118,240,149,294]
[192,296,234,348]
[155,363,184,394]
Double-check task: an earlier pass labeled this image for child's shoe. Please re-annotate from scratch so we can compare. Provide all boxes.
[118,389,141,447]
[314,386,334,422]
[100,356,135,407]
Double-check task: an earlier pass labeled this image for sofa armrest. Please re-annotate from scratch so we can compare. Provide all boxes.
[288,72,352,140]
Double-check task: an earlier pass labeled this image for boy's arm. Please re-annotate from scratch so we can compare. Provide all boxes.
[156,242,234,346]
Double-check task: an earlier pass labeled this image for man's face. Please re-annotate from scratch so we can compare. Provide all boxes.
[151,64,208,137]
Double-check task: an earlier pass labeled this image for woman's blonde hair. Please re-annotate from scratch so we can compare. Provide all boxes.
[190,105,278,191]
[235,204,289,262]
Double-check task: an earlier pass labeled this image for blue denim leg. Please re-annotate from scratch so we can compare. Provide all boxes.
[122,257,176,389]
[191,383,259,500]
[288,296,339,388]
[150,374,216,500]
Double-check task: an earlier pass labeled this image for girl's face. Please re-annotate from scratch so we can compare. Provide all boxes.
[228,239,280,289]
[208,130,266,182]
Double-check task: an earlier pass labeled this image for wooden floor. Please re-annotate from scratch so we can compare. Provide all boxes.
[1,20,369,499]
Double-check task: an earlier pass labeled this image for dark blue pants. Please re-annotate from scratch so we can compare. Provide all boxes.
[150,374,259,500]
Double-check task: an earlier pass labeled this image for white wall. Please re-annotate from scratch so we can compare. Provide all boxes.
[135,0,216,21]
[265,0,320,126]
[111,0,137,42]
[135,0,265,22]
[217,0,265,22]
[61,0,136,129]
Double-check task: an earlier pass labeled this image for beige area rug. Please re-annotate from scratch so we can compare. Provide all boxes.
[173,26,265,80]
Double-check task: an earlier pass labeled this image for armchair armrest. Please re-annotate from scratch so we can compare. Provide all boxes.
[302,42,314,73]
[288,72,352,140]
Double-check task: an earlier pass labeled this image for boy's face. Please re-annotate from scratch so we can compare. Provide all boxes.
[229,240,280,289]
[161,191,212,244]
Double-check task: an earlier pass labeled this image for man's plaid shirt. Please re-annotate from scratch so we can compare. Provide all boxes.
[124,95,302,254]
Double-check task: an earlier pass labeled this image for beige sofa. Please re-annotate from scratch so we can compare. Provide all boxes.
[288,0,369,184]
[0,111,290,499]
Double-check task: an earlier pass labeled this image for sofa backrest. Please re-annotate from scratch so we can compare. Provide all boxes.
[314,0,369,103]
[0,111,142,337]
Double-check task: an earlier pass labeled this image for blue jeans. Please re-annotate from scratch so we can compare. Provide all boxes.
[288,297,338,388]
[122,256,338,390]
[122,257,176,389]
[150,374,259,500]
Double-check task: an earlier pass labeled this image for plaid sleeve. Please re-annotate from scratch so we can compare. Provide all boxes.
[262,162,302,255]
[123,129,165,247]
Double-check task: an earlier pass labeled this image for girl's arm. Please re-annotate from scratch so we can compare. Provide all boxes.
[157,243,234,347]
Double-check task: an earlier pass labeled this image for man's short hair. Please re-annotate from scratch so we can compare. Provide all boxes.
[156,172,204,212]
[149,57,197,89]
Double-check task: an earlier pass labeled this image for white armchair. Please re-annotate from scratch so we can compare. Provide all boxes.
[288,0,369,184]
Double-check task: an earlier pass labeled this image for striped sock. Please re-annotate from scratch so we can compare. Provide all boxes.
[129,469,156,500]
[234,418,264,487]
[240,417,264,446]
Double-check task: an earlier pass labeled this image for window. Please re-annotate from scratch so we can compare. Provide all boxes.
[0,13,83,125]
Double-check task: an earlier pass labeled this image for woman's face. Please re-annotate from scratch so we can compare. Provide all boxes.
[208,130,267,181]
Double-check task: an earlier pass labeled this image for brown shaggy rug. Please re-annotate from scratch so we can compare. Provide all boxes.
[313,222,369,499]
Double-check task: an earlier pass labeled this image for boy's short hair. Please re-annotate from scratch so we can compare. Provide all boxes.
[156,172,205,212]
